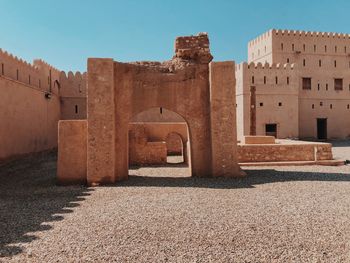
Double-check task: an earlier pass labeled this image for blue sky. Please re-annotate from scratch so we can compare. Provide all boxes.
[1,0,350,72]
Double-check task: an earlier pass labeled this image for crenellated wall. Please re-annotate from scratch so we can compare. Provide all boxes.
[236,61,299,139]
[59,71,87,120]
[0,49,61,95]
[244,29,350,139]
[0,48,87,163]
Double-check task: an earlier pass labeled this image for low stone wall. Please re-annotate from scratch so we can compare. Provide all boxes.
[129,142,167,166]
[129,124,167,166]
[238,143,333,163]
[57,120,87,184]
[243,136,275,144]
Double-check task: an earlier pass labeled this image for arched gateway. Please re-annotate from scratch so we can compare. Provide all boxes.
[57,33,244,186]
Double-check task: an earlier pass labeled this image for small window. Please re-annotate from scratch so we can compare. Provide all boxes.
[319,60,322,67]
[259,102,263,107]
[278,102,282,107]
[334,78,343,90]
[325,45,327,52]
[312,104,315,109]
[320,102,323,106]
[326,84,328,91]
[275,76,278,84]
[287,58,290,63]
[292,44,295,51]
[287,77,289,85]
[264,76,266,84]
[330,104,333,109]
[314,45,316,52]
[16,69,19,80]
[160,107,163,114]
[317,83,320,91]
[1,63,4,75]
[75,105,78,114]
[281,43,284,50]
[334,60,337,68]
[303,59,306,66]
[347,104,350,109]
[28,75,31,84]
[335,46,337,53]
[303,44,306,51]
[252,76,255,84]
[302,77,312,90]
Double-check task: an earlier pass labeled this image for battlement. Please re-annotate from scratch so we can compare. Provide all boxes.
[174,32,213,63]
[236,62,296,71]
[249,29,350,47]
[0,48,61,93]
[59,71,87,97]
[272,29,350,39]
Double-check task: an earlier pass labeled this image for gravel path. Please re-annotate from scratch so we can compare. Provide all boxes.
[0,143,350,263]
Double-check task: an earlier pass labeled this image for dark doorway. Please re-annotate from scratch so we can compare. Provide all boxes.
[265,124,277,137]
[317,118,327,140]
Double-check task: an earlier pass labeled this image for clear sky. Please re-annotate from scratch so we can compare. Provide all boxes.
[1,0,350,72]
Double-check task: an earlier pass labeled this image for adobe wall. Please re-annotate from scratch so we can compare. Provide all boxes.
[128,122,188,164]
[247,30,273,63]
[86,33,242,185]
[238,142,333,163]
[57,120,87,184]
[59,71,87,120]
[270,30,350,139]
[0,49,61,94]
[235,62,299,139]
[129,124,167,165]
[0,76,60,162]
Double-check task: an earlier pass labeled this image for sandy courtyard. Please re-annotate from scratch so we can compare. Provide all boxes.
[0,141,349,262]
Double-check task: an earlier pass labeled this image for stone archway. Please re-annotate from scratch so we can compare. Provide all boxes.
[86,33,243,185]
[165,132,184,164]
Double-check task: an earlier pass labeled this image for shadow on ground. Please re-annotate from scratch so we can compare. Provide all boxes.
[123,168,350,189]
[0,152,92,258]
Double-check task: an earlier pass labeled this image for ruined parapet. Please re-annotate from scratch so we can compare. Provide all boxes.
[174,32,213,63]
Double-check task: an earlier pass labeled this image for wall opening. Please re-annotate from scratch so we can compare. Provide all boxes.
[75,105,78,114]
[129,108,191,178]
[265,123,277,137]
[165,132,184,164]
[317,118,327,140]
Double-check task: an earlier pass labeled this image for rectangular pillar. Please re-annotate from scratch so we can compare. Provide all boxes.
[209,61,244,177]
[87,58,116,185]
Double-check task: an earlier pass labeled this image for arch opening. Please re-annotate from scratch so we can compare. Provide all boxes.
[165,132,184,164]
[128,107,191,177]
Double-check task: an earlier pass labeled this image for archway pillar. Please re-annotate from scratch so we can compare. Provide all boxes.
[87,58,116,185]
[209,61,244,177]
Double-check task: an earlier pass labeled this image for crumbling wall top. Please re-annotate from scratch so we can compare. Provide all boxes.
[174,32,213,64]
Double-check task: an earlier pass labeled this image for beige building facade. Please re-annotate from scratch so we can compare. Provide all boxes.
[237,29,350,140]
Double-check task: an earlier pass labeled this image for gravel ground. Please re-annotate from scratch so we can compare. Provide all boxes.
[0,142,350,263]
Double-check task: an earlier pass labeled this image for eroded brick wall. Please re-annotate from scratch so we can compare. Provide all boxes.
[129,124,167,165]
[238,143,333,163]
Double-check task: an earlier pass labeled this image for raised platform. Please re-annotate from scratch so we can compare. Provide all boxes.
[238,139,341,166]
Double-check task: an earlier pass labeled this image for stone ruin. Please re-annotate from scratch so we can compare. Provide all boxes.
[57,33,245,185]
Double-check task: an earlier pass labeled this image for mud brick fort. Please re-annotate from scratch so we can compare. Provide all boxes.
[0,29,347,185]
